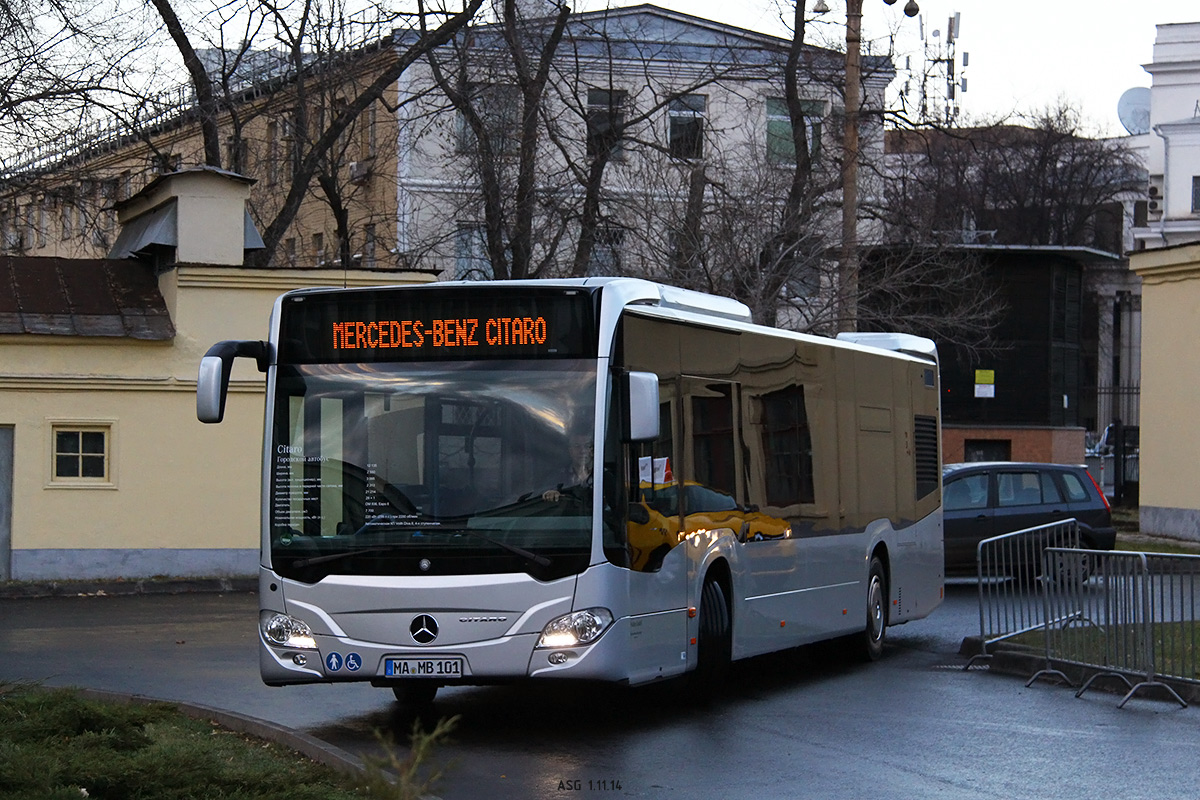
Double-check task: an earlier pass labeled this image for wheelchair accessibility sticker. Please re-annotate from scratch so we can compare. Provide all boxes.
[325,651,362,672]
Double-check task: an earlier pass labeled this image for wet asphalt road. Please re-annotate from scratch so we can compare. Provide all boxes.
[2,584,1199,799]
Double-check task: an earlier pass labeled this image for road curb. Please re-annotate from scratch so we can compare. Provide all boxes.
[960,635,1200,705]
[71,687,369,777]
[0,577,257,599]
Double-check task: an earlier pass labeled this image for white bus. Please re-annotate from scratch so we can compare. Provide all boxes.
[198,278,943,704]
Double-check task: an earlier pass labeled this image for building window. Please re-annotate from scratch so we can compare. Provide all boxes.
[454,223,492,280]
[363,223,377,268]
[668,94,706,160]
[964,439,1011,462]
[282,119,295,181]
[284,237,296,267]
[766,97,824,165]
[1192,176,1200,213]
[361,103,378,160]
[265,122,280,186]
[587,88,627,159]
[456,84,520,156]
[23,202,35,252]
[150,152,181,175]
[312,232,325,266]
[225,136,248,173]
[51,424,111,483]
[587,225,624,276]
[1,205,16,251]
[96,179,118,247]
[59,189,75,239]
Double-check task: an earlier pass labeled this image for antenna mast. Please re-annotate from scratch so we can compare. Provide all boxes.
[902,10,968,124]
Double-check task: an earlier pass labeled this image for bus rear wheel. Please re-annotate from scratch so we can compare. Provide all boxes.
[860,555,888,662]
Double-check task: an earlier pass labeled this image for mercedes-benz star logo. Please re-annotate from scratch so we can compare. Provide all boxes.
[410,614,439,644]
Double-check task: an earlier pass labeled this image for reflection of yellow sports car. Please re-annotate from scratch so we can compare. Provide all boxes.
[628,482,790,572]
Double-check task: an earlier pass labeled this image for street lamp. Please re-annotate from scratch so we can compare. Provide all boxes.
[818,0,918,332]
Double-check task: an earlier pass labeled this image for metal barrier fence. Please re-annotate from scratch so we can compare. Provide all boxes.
[1029,549,1200,708]
[969,519,1081,665]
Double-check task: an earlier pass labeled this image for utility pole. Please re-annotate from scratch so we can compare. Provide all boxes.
[824,0,918,333]
[838,0,863,333]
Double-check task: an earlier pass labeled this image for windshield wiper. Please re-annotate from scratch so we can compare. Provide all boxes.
[450,528,551,568]
[291,545,404,568]
[288,528,551,570]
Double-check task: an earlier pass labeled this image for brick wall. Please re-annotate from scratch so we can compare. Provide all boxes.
[943,426,1086,465]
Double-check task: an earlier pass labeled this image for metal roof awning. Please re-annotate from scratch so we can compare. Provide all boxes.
[108,200,177,261]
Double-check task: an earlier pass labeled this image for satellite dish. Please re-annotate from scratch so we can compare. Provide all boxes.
[1117,87,1151,135]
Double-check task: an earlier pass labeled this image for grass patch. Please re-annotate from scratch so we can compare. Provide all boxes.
[0,682,454,800]
[1012,621,1200,680]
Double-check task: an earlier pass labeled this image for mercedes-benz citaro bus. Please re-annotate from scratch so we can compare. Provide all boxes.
[197,278,943,706]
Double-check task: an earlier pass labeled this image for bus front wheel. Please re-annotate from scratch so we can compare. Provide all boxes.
[694,576,732,692]
[861,556,888,662]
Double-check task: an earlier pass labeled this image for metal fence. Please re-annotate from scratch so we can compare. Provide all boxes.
[969,519,1081,666]
[1028,549,1200,707]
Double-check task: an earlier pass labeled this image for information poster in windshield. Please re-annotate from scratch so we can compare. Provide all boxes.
[277,287,598,364]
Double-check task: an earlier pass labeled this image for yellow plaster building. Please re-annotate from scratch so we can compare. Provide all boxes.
[0,168,431,581]
[1130,242,1200,543]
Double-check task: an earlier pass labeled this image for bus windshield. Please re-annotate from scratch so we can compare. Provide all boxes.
[268,359,596,582]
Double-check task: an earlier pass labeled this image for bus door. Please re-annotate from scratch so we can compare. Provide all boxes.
[680,378,744,541]
[628,394,681,573]
[682,377,798,647]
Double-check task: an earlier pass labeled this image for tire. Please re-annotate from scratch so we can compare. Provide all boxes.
[860,555,888,662]
[1046,545,1092,587]
[693,575,732,692]
[391,682,438,708]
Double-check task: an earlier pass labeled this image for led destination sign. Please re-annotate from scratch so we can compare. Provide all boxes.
[332,315,549,351]
[277,287,596,363]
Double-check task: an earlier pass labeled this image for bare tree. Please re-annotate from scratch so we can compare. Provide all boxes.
[0,0,156,172]
[422,0,571,280]
[882,104,1145,251]
[145,0,487,267]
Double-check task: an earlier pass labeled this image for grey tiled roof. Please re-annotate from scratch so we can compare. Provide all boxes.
[0,256,175,340]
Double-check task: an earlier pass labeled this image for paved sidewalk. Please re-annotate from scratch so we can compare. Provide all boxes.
[0,591,385,774]
[0,576,257,599]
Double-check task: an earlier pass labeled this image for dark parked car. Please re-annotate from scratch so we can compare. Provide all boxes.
[942,462,1116,576]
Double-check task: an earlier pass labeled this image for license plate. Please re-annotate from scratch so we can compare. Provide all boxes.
[384,656,464,678]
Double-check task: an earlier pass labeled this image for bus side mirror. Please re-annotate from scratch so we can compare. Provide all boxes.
[627,371,660,442]
[197,340,270,423]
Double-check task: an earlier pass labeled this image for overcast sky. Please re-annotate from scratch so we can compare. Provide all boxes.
[577,1,1200,137]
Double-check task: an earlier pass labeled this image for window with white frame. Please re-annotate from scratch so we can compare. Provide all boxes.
[51,424,111,483]
[766,97,824,165]
[312,232,325,266]
[668,94,706,160]
[456,84,521,156]
[587,88,628,159]
[454,223,492,280]
[587,225,624,276]
[266,122,280,186]
[361,103,378,160]
[363,223,377,268]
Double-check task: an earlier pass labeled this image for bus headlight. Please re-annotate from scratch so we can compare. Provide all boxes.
[536,608,613,648]
[261,612,317,650]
